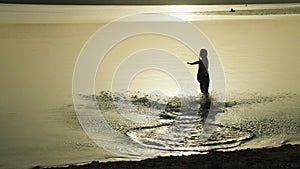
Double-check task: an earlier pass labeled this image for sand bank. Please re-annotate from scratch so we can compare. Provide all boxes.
[37,144,299,169]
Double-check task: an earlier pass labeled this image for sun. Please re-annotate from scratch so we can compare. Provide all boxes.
[162,5,201,21]
[164,5,198,13]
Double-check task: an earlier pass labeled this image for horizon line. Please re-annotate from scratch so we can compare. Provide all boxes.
[1,1,299,6]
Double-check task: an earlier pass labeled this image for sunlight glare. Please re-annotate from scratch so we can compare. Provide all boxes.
[164,5,199,13]
[129,69,180,97]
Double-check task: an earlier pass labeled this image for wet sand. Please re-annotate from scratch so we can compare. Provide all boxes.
[37,144,299,169]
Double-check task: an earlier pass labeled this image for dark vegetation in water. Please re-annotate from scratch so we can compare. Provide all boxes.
[228,118,300,137]
[94,91,292,115]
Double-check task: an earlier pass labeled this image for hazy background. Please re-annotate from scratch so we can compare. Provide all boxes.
[1,0,300,5]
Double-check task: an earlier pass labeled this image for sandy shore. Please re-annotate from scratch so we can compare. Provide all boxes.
[35,144,299,169]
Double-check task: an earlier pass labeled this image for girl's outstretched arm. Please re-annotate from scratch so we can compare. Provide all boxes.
[187,61,200,65]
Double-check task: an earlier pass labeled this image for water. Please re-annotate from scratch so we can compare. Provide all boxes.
[0,3,300,23]
[0,3,299,169]
[82,91,298,156]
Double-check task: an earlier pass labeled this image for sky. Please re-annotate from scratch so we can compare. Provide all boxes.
[0,0,299,5]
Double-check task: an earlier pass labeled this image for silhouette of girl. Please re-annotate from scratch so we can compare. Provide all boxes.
[187,49,210,97]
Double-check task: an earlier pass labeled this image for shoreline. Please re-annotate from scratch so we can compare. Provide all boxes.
[192,6,300,15]
[1,2,300,5]
[0,3,299,24]
[36,144,300,169]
